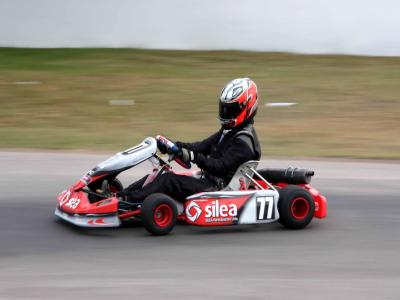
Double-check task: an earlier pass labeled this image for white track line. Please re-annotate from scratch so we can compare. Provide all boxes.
[13,81,42,85]
[109,99,135,106]
[265,102,297,107]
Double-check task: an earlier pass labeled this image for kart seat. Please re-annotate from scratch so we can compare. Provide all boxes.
[224,161,259,191]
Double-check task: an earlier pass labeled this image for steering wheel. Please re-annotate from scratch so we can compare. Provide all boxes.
[156,135,191,169]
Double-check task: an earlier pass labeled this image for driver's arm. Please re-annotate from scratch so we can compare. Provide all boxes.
[176,130,221,155]
[192,137,254,177]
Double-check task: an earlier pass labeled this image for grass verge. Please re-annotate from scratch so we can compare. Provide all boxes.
[0,48,399,158]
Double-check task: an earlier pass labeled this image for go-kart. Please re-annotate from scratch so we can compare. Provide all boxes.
[55,136,327,235]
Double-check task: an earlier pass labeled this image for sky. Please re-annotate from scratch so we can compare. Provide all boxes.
[0,0,399,56]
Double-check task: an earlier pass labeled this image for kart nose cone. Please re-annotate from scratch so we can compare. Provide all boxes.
[55,187,121,228]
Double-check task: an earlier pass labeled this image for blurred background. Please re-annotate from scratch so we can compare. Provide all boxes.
[1,2,400,299]
[0,0,399,158]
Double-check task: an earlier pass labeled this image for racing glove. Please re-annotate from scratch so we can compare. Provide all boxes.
[175,141,184,148]
[177,147,195,164]
[157,139,168,154]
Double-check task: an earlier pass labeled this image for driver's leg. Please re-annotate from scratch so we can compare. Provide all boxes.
[124,175,149,194]
[120,173,215,203]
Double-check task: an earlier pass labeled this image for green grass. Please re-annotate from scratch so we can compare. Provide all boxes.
[0,48,399,158]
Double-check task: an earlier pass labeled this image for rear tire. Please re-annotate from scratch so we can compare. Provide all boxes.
[141,193,178,236]
[278,185,315,229]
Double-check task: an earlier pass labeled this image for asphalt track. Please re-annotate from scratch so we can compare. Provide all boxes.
[0,151,399,299]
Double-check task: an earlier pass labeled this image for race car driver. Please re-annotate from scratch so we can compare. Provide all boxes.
[117,78,261,203]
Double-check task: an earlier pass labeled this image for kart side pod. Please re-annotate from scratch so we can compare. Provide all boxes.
[184,190,280,226]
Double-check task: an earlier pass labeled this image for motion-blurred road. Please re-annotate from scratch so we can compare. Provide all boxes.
[0,151,399,299]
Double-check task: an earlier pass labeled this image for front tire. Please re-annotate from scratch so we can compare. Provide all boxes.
[278,185,315,229]
[141,193,178,236]
[109,178,123,192]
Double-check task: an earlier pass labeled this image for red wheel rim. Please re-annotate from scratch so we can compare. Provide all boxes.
[291,197,310,220]
[153,204,173,227]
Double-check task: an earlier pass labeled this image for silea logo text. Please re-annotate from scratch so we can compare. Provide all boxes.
[205,200,237,218]
[186,200,238,222]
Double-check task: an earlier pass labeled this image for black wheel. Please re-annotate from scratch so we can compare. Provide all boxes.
[278,185,315,229]
[141,193,178,236]
[109,178,123,192]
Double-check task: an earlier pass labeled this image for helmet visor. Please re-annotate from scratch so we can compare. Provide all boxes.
[219,101,242,121]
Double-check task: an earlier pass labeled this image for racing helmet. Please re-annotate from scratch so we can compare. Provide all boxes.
[219,78,258,129]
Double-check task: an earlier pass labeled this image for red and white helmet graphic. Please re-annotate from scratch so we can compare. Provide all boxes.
[219,78,258,129]
[185,201,202,222]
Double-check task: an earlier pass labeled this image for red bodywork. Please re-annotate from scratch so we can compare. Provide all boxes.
[57,188,118,215]
[57,187,141,222]
[254,180,327,219]
[185,194,252,226]
[57,171,327,226]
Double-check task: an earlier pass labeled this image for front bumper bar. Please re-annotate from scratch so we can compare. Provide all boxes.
[55,207,121,228]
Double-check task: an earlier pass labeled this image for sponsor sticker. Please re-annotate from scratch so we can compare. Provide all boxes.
[64,198,80,210]
[59,190,71,206]
[204,200,238,222]
[186,201,202,222]
[186,199,239,223]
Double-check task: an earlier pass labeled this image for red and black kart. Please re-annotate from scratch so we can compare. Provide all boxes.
[55,136,327,235]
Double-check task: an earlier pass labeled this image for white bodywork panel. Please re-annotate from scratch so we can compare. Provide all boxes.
[238,189,280,224]
[55,207,121,228]
[93,137,157,173]
[187,189,280,225]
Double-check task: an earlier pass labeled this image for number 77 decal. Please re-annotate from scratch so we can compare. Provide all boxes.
[256,196,274,220]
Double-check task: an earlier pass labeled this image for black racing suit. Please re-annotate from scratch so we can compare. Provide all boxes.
[121,121,261,203]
